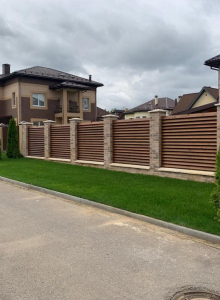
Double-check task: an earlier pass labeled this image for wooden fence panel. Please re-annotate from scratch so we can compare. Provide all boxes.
[28,127,44,157]
[77,122,104,162]
[113,119,150,166]
[50,125,70,159]
[161,112,217,171]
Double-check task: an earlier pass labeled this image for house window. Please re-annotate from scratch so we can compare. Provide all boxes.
[33,121,44,126]
[12,92,16,107]
[83,98,89,110]
[135,116,140,119]
[33,94,45,107]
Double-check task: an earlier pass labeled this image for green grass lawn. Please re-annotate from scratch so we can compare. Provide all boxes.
[0,154,219,235]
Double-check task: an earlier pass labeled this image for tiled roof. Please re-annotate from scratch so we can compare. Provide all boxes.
[125,97,175,114]
[0,66,103,87]
[97,107,109,118]
[204,54,220,68]
[172,86,218,115]
[49,81,91,90]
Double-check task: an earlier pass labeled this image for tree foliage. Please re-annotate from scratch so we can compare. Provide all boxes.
[210,146,220,222]
[6,118,21,158]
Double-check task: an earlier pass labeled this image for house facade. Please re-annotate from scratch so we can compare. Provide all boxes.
[124,96,175,119]
[0,64,103,125]
[172,86,218,115]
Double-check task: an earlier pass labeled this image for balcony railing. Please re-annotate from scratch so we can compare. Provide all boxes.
[54,102,80,114]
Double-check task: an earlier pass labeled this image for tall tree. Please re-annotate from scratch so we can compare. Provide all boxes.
[6,118,21,158]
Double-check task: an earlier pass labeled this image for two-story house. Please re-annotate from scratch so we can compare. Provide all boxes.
[0,64,103,125]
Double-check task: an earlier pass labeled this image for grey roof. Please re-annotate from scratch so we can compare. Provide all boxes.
[125,97,175,114]
[204,54,220,68]
[50,81,91,90]
[0,66,103,87]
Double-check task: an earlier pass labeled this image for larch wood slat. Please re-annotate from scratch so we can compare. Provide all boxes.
[50,125,70,159]
[161,113,217,171]
[28,127,44,157]
[113,119,150,166]
[77,122,104,162]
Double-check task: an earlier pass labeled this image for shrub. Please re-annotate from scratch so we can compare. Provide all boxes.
[211,146,220,222]
[6,118,21,158]
[0,140,1,160]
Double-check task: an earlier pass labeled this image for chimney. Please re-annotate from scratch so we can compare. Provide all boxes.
[177,96,181,103]
[2,64,10,75]
[155,95,158,106]
[89,75,92,81]
[175,98,177,106]
[166,97,168,108]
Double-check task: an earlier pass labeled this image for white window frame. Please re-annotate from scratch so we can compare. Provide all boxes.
[12,92,16,107]
[32,93,45,107]
[83,98,89,110]
[33,121,44,126]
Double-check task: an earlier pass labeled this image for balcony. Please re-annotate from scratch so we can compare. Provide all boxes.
[54,101,80,114]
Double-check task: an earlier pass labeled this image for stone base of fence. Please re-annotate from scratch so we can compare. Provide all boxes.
[19,112,217,183]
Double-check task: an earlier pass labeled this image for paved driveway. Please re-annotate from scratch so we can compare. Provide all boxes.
[0,181,220,300]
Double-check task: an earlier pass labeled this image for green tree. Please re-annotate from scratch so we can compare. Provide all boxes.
[0,140,1,160]
[210,147,220,222]
[6,118,21,158]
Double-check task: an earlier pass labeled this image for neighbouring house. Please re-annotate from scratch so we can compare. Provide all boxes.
[96,107,109,121]
[0,64,103,125]
[111,109,125,119]
[124,96,175,119]
[172,86,218,115]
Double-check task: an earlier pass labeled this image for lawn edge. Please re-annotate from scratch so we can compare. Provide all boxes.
[0,175,220,245]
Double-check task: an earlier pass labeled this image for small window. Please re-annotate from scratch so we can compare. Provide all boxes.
[135,116,140,119]
[12,92,16,107]
[33,94,45,107]
[83,98,89,110]
[142,116,147,118]
[33,121,44,126]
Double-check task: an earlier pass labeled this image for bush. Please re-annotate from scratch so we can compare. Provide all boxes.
[211,147,220,222]
[6,118,21,158]
[0,140,1,160]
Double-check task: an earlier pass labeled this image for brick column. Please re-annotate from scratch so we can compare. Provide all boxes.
[43,120,55,160]
[103,114,118,168]
[19,121,32,157]
[215,104,220,150]
[69,118,83,163]
[149,109,167,170]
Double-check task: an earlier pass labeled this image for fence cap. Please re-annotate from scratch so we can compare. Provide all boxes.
[69,118,83,122]
[19,121,33,125]
[43,120,56,124]
[0,123,7,127]
[149,109,168,113]
[215,103,220,107]
[102,114,119,119]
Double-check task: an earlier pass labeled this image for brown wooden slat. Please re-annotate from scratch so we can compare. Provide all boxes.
[113,119,150,166]
[161,113,217,171]
[77,122,104,162]
[28,127,44,157]
[50,125,70,159]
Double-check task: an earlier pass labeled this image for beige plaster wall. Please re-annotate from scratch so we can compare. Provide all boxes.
[192,91,217,108]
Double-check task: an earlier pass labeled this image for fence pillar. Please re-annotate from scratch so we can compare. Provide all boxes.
[103,114,119,168]
[43,120,55,160]
[19,121,32,157]
[216,104,220,150]
[69,118,83,163]
[149,109,167,170]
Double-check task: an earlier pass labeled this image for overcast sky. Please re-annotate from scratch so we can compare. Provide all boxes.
[0,0,219,110]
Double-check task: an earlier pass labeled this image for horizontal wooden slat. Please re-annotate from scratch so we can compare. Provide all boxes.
[77,122,104,162]
[113,119,150,166]
[161,113,217,171]
[50,125,70,159]
[28,127,44,157]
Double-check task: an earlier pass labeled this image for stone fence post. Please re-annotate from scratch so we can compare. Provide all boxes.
[103,114,119,168]
[149,109,167,170]
[43,120,55,160]
[69,118,83,163]
[215,103,220,150]
[19,121,32,157]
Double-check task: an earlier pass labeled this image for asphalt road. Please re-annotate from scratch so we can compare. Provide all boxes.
[1,181,220,300]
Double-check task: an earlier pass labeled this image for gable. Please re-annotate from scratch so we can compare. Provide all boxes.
[191,90,217,108]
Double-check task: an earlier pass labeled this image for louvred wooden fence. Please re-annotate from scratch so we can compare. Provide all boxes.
[113,119,150,166]
[28,126,44,157]
[50,125,71,159]
[77,122,104,162]
[161,112,217,171]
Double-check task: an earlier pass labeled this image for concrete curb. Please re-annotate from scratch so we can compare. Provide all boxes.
[1,175,220,245]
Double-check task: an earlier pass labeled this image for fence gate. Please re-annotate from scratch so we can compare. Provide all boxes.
[77,122,104,162]
[113,119,150,166]
[50,125,71,159]
[161,112,217,171]
[28,127,44,157]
